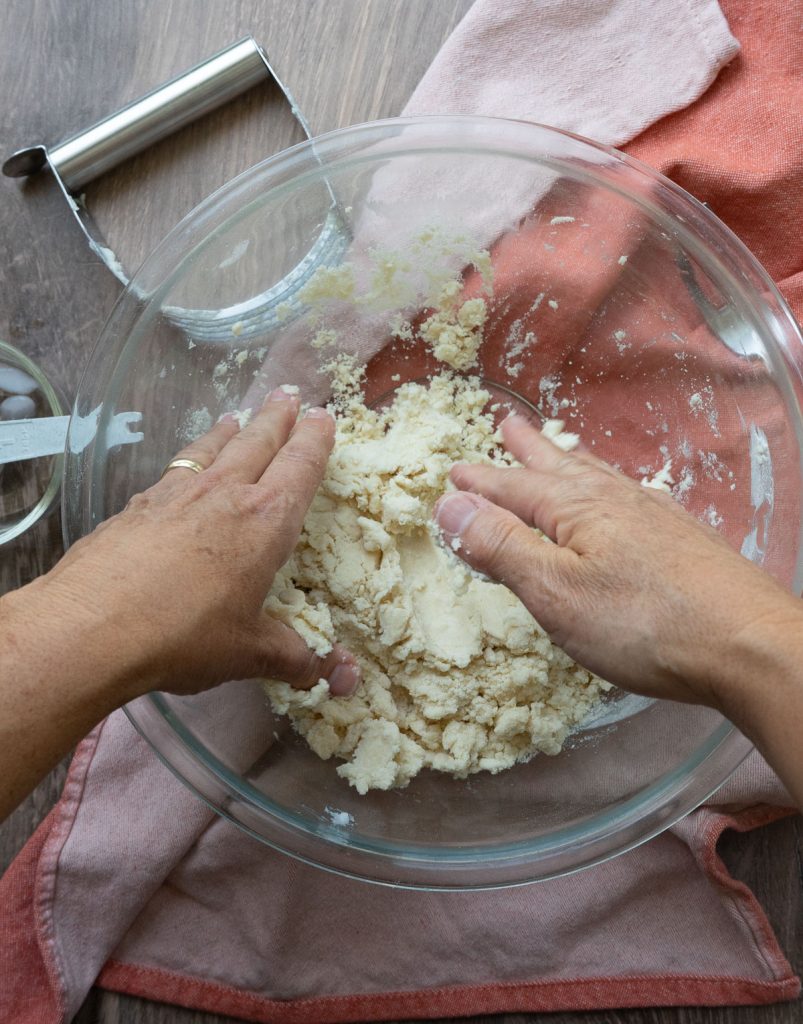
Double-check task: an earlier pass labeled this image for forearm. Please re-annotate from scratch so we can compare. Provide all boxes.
[0,578,145,821]
[713,610,803,808]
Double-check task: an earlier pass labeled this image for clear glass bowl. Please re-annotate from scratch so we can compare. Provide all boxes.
[0,339,64,546]
[63,117,803,889]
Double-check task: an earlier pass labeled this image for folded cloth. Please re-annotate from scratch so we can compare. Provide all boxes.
[405,0,738,143]
[3,1,801,1022]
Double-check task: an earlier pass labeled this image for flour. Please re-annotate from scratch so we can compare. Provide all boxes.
[538,374,563,416]
[674,464,696,500]
[704,504,723,529]
[262,372,612,794]
[180,406,213,442]
[502,320,538,378]
[613,329,630,354]
[641,459,674,492]
[688,385,720,436]
[323,806,354,828]
[230,409,253,429]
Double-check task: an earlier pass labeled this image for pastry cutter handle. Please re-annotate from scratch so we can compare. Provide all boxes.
[2,37,286,192]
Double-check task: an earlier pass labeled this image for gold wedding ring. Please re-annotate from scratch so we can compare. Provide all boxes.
[161,457,207,478]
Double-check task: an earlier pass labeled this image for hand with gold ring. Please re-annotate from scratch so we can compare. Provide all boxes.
[161,456,207,476]
[0,388,360,820]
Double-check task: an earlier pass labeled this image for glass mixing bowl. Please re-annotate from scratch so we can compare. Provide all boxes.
[63,116,803,888]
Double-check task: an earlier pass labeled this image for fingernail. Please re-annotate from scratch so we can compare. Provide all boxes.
[328,661,361,697]
[435,492,482,536]
[304,406,331,420]
[218,411,237,424]
[267,385,299,403]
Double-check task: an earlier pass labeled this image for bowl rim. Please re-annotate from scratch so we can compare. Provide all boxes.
[124,692,753,890]
[66,114,801,888]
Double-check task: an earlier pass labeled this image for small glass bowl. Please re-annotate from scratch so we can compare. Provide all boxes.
[0,339,64,546]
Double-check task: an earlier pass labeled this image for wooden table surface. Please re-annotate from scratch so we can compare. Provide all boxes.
[1,2,800,1022]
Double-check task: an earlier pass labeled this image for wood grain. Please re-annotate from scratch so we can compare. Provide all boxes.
[0,2,800,1023]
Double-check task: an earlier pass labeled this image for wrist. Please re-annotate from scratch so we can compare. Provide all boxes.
[708,598,803,732]
[706,599,803,808]
[1,574,151,709]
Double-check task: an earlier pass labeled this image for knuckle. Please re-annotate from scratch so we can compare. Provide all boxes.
[262,489,305,522]
[280,436,322,466]
[553,466,617,515]
[294,649,323,689]
[567,464,608,496]
[229,485,303,522]
[577,510,620,551]
[124,491,152,514]
[473,512,523,568]
[261,627,321,688]
[228,483,269,516]
[554,452,582,475]
[189,468,225,498]
[225,430,262,455]
[274,443,329,480]
[276,446,309,469]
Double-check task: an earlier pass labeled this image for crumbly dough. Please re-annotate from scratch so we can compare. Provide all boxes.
[263,371,612,794]
[419,280,488,371]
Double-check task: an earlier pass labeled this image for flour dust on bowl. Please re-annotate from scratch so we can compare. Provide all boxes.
[63,117,803,889]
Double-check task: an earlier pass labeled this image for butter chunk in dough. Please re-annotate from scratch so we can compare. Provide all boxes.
[262,373,612,794]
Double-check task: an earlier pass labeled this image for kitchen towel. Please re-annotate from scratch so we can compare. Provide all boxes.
[2,1,801,1023]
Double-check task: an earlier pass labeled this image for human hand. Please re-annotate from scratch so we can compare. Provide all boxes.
[434,415,803,712]
[21,388,360,701]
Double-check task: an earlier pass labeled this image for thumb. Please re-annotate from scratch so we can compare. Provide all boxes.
[434,490,566,600]
[259,617,362,697]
